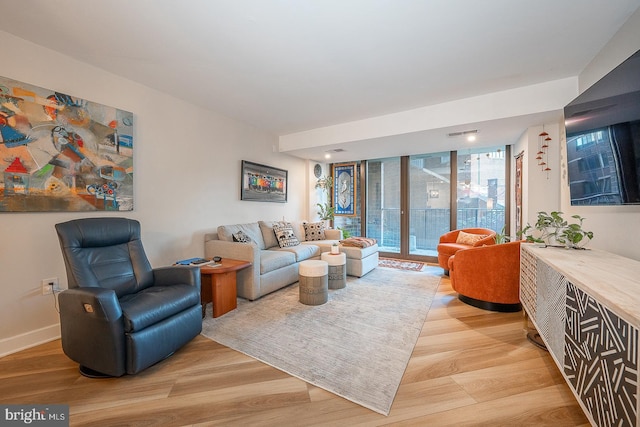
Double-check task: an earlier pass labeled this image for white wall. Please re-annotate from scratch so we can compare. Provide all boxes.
[0,31,307,356]
[512,123,562,237]
[307,162,332,223]
[525,124,562,223]
[561,8,640,261]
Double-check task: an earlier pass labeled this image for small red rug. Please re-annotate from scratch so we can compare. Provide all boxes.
[378,257,424,271]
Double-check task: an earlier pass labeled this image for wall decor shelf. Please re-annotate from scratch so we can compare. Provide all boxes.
[520,244,640,427]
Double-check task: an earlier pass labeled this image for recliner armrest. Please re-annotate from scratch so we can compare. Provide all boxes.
[58,287,122,321]
[58,287,127,376]
[153,266,201,290]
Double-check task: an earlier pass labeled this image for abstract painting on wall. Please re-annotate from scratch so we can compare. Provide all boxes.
[0,76,133,212]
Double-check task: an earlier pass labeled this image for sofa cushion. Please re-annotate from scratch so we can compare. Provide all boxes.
[260,250,296,274]
[303,221,326,241]
[290,220,307,242]
[277,244,320,262]
[273,222,300,248]
[217,223,265,250]
[258,221,280,249]
[300,239,339,253]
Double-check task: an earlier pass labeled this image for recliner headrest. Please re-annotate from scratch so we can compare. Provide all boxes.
[56,217,141,248]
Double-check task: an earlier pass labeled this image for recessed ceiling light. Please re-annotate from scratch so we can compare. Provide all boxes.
[324,153,331,159]
[467,134,476,142]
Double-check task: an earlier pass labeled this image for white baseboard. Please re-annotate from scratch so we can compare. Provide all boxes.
[0,323,61,358]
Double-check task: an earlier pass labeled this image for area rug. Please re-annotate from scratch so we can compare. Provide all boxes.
[378,257,425,271]
[200,268,440,415]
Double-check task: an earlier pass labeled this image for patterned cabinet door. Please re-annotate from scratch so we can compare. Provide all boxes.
[520,248,566,362]
[536,260,567,364]
[520,247,537,318]
[565,282,639,427]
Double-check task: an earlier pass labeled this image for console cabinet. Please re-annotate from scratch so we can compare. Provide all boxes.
[520,245,640,427]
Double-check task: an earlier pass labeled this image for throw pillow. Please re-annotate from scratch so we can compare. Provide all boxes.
[272,222,300,248]
[456,231,487,245]
[339,237,377,248]
[232,230,254,244]
[303,221,326,241]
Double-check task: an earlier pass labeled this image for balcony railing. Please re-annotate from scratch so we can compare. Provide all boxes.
[366,208,505,252]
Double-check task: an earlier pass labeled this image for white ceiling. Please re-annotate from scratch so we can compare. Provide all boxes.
[1,0,639,161]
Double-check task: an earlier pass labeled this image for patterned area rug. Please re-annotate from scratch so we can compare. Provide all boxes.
[201,268,440,415]
[378,257,425,271]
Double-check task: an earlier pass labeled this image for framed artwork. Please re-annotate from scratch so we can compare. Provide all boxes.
[333,162,356,216]
[0,75,134,212]
[515,150,524,235]
[240,160,287,203]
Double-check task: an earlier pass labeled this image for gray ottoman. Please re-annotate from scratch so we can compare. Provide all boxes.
[321,252,347,289]
[299,260,328,305]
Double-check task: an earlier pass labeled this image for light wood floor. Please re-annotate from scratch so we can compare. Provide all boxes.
[0,271,590,426]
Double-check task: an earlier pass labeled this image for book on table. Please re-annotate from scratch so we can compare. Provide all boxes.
[174,257,220,267]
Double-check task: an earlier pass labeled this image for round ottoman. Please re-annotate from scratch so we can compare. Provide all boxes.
[298,260,328,305]
[321,252,347,289]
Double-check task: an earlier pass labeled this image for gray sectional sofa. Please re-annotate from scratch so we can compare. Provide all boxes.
[204,220,378,300]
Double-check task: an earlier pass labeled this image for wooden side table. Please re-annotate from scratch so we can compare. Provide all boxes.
[200,258,251,318]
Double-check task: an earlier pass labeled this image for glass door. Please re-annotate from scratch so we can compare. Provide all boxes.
[408,152,451,257]
[456,147,506,233]
[362,146,507,260]
[366,158,401,254]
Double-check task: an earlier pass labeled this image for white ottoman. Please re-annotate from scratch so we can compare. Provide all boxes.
[321,252,347,289]
[299,260,328,305]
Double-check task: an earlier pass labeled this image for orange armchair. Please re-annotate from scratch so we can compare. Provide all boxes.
[437,228,496,274]
[447,241,521,312]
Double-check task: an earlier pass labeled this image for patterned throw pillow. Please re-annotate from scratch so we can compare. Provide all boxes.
[303,221,326,241]
[339,237,377,248]
[232,230,254,244]
[456,231,487,245]
[272,222,300,248]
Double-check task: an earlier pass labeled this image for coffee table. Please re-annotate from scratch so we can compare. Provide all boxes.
[200,258,251,318]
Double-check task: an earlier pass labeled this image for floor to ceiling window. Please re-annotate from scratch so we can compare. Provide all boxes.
[408,152,451,257]
[456,147,507,231]
[364,158,401,253]
[349,145,507,262]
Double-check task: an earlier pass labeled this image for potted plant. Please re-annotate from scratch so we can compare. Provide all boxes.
[315,175,334,222]
[518,211,593,249]
[556,215,594,249]
[493,225,511,244]
[338,227,351,239]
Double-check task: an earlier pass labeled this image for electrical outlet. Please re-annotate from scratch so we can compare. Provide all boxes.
[41,277,59,295]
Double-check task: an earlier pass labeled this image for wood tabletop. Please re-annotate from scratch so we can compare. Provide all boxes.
[522,244,640,328]
[200,258,251,274]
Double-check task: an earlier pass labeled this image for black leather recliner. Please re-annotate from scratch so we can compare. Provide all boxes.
[55,217,202,377]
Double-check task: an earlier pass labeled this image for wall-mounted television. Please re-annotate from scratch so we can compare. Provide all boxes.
[564,49,640,206]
